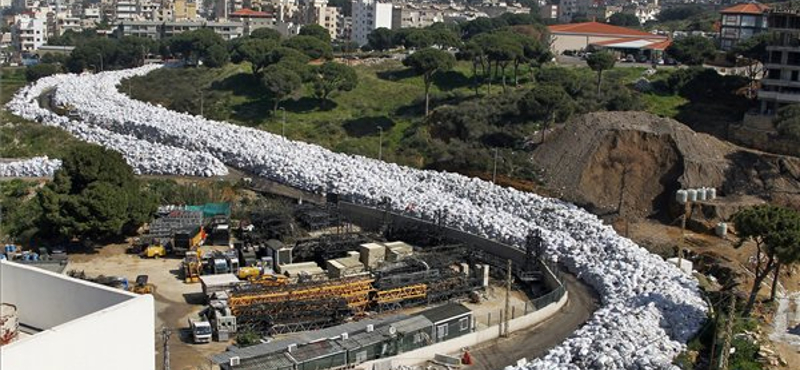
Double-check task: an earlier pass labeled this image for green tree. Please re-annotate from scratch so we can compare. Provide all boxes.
[230,37,278,74]
[404,29,434,49]
[250,27,282,41]
[457,41,486,96]
[666,35,716,65]
[367,27,395,51]
[262,64,302,113]
[282,35,333,60]
[730,32,776,98]
[519,85,573,143]
[202,43,229,67]
[608,13,640,27]
[312,62,358,105]
[586,51,616,94]
[403,48,456,116]
[774,105,800,141]
[299,24,332,43]
[166,28,227,66]
[26,63,62,82]
[35,145,156,241]
[733,205,800,315]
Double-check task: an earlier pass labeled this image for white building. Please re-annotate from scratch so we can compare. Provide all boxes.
[11,14,47,52]
[114,0,139,21]
[0,260,155,370]
[351,0,392,46]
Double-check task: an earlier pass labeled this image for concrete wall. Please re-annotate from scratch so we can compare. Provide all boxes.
[551,34,618,53]
[0,261,155,370]
[356,292,569,370]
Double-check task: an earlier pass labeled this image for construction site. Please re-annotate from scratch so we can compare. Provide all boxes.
[51,188,565,370]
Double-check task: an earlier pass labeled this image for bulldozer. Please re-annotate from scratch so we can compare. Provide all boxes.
[183,251,201,284]
[131,275,155,294]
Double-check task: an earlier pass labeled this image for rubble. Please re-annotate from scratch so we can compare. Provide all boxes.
[5,66,708,369]
[0,157,61,177]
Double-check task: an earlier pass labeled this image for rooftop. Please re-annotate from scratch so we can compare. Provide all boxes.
[548,22,665,39]
[417,303,471,325]
[591,37,672,51]
[721,2,769,14]
[230,8,273,18]
[286,341,345,363]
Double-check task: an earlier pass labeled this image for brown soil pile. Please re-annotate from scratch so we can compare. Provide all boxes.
[532,111,800,220]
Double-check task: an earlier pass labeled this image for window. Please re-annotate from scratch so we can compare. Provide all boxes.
[723,15,738,26]
[459,317,469,331]
[436,324,448,340]
[791,70,798,82]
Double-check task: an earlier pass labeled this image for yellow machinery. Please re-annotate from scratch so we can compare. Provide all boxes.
[229,277,374,315]
[143,244,166,259]
[375,284,427,305]
[131,275,155,294]
[183,251,201,284]
[249,273,288,286]
[237,266,261,280]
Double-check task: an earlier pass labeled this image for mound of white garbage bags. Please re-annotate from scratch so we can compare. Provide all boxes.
[0,156,61,177]
[6,66,707,369]
[4,72,228,177]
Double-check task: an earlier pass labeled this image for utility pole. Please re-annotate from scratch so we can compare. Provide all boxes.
[162,327,171,370]
[503,259,512,338]
[377,126,383,161]
[492,148,498,184]
[279,107,286,138]
[199,93,204,116]
[678,200,689,271]
[718,294,737,370]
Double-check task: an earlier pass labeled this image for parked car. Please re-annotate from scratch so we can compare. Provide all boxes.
[624,55,635,63]
[637,55,648,63]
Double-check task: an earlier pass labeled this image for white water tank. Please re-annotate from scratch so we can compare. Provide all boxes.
[697,187,707,201]
[715,222,728,237]
[676,190,688,204]
[707,188,716,200]
[687,189,697,202]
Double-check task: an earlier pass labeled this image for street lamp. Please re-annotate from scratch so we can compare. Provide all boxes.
[377,126,383,161]
[279,107,286,138]
[97,53,103,72]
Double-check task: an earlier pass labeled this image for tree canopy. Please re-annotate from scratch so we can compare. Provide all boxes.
[36,145,156,241]
[403,48,456,115]
[733,205,800,315]
[262,64,302,113]
[666,35,716,65]
[586,51,616,94]
[367,27,395,51]
[608,13,640,27]
[299,24,332,43]
[282,35,333,60]
[312,62,358,104]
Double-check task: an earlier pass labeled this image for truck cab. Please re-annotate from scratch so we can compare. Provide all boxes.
[189,319,212,344]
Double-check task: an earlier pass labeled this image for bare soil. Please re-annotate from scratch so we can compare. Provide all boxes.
[533,112,800,221]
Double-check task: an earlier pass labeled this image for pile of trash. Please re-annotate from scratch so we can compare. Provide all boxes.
[0,156,61,177]
[6,66,708,369]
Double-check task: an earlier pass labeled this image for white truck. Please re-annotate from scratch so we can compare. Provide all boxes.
[189,318,212,344]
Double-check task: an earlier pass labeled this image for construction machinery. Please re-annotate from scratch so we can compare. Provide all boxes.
[143,243,166,259]
[183,251,202,284]
[131,275,156,294]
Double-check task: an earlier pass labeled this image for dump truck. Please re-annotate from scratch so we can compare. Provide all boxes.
[183,251,201,284]
[189,318,212,344]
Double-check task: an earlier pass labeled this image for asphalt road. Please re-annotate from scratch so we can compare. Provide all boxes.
[466,272,599,370]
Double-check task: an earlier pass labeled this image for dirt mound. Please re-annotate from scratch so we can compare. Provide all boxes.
[532,111,800,220]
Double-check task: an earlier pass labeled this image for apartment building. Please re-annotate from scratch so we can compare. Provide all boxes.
[391,4,444,29]
[351,0,392,45]
[11,14,47,52]
[174,0,198,20]
[758,4,800,114]
[114,0,139,21]
[229,8,274,35]
[719,2,769,51]
[557,0,592,23]
[117,20,161,38]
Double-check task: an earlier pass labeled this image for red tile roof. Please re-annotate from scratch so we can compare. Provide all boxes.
[548,22,666,39]
[230,8,272,17]
[720,2,769,14]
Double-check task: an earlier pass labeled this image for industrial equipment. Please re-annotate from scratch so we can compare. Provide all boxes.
[131,275,155,294]
[142,244,166,259]
[183,251,202,283]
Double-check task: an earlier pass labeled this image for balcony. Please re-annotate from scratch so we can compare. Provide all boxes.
[758,89,800,103]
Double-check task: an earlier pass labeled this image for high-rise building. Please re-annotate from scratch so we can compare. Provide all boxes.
[351,0,391,46]
[758,4,800,114]
[719,2,769,51]
[300,0,337,39]
[174,0,197,20]
[11,14,47,52]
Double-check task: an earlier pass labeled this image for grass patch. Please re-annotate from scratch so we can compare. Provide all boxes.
[642,93,688,118]
[0,67,83,159]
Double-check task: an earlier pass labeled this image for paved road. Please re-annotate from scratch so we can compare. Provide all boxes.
[466,273,599,370]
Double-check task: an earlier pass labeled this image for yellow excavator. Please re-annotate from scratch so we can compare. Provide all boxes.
[131,275,156,294]
[183,251,201,284]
